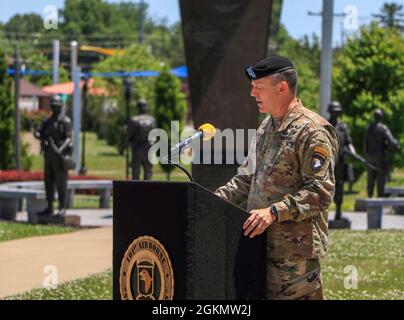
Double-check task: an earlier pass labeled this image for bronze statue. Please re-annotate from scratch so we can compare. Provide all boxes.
[364,109,400,197]
[328,101,355,222]
[34,95,73,217]
[127,99,156,180]
[328,101,377,227]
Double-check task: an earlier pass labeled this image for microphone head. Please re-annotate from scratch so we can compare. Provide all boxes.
[198,123,216,141]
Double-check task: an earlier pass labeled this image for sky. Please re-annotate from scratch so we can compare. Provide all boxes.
[0,0,395,46]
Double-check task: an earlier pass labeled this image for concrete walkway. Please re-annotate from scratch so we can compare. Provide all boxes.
[16,209,113,227]
[0,227,112,298]
[328,210,404,230]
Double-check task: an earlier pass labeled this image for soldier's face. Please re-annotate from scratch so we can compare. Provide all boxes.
[250,77,280,114]
[51,105,62,116]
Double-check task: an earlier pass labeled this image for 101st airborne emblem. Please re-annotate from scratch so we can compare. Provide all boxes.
[120,236,174,300]
[310,146,329,171]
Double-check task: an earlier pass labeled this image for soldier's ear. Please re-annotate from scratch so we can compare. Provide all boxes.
[278,81,288,95]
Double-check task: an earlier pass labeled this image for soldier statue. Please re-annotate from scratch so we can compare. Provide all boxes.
[127,99,156,180]
[327,101,356,224]
[328,101,378,227]
[364,109,400,197]
[34,95,73,218]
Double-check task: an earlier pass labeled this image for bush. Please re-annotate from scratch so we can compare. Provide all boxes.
[21,141,33,171]
[20,109,50,132]
[333,23,404,178]
[92,44,162,153]
[154,67,187,180]
[0,49,14,170]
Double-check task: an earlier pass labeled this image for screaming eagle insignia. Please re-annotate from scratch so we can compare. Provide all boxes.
[310,146,329,170]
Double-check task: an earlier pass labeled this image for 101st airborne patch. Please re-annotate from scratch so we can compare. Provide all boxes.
[310,146,329,170]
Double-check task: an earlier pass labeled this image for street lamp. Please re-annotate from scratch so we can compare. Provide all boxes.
[123,76,134,179]
[13,49,21,170]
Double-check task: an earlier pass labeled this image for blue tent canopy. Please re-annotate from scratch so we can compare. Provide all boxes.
[170,65,188,78]
[8,66,188,78]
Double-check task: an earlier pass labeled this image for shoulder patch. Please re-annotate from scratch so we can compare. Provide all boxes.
[310,146,329,171]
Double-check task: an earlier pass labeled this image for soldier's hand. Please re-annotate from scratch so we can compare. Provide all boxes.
[243,208,276,238]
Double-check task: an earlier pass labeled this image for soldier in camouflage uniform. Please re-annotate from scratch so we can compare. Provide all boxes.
[34,95,72,216]
[127,99,156,180]
[215,56,339,300]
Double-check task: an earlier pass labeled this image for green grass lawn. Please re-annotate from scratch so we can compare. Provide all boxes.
[3,230,403,300]
[0,221,78,242]
[3,270,112,300]
[322,229,404,300]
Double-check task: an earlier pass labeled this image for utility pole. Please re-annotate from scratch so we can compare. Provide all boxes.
[71,41,78,81]
[52,39,60,85]
[139,0,145,44]
[308,0,334,117]
[13,49,21,170]
[320,0,334,118]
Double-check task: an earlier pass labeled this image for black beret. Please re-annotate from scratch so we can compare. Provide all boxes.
[245,55,295,80]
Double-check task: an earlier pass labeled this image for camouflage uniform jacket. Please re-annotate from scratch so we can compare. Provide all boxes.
[215,100,339,259]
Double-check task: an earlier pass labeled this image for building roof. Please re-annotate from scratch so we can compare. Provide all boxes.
[42,78,109,96]
[19,79,51,97]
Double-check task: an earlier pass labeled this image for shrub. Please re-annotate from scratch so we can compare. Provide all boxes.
[0,49,14,170]
[21,109,50,132]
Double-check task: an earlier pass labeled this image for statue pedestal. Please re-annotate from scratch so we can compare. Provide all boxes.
[329,218,351,229]
[37,214,81,227]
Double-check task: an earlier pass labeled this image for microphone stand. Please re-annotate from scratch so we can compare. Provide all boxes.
[161,152,194,182]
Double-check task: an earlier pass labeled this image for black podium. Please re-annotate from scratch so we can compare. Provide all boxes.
[113,181,266,300]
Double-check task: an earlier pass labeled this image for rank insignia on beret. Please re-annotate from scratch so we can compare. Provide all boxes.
[310,147,329,170]
[246,66,256,79]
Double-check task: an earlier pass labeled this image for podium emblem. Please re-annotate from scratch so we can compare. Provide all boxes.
[120,236,174,300]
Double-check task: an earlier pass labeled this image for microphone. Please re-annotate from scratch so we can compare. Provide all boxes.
[160,123,216,181]
[162,123,216,160]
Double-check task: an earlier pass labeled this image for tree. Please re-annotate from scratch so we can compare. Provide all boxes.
[0,49,15,169]
[154,67,186,180]
[93,44,161,153]
[0,1,185,72]
[146,21,185,67]
[333,23,404,178]
[23,53,69,87]
[276,24,321,112]
[60,0,147,44]
[3,13,43,38]
[373,2,404,31]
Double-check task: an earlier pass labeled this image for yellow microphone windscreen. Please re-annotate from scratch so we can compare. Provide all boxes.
[198,123,216,141]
